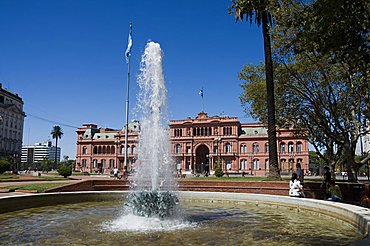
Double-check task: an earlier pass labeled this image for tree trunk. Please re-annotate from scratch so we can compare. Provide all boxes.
[55,138,58,165]
[262,12,280,179]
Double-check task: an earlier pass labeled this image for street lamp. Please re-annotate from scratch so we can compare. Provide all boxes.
[289,151,296,173]
[248,153,254,176]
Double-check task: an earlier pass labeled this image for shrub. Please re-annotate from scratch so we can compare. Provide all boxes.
[0,159,10,174]
[214,159,224,177]
[57,165,72,178]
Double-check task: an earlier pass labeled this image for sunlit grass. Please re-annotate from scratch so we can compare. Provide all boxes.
[0,183,69,193]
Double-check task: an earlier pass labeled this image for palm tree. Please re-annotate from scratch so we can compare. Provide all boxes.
[229,0,280,178]
[51,125,63,165]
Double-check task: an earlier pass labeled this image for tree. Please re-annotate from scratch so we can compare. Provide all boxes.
[58,165,72,178]
[214,159,224,177]
[229,0,280,179]
[51,125,63,165]
[239,0,370,181]
[0,158,10,174]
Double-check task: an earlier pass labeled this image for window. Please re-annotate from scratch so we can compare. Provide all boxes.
[127,145,131,154]
[253,159,259,169]
[109,159,114,168]
[132,146,136,154]
[265,143,269,153]
[265,159,269,170]
[102,159,106,168]
[186,146,191,154]
[225,143,231,153]
[176,160,182,170]
[98,146,102,154]
[252,143,259,153]
[83,147,87,155]
[240,159,247,170]
[93,159,97,168]
[111,146,115,154]
[280,143,286,153]
[296,142,302,153]
[240,144,246,153]
[186,157,190,170]
[213,146,218,154]
[226,159,231,170]
[82,159,87,168]
[175,144,181,154]
[288,142,294,153]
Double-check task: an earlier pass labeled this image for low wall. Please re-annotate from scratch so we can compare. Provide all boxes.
[45,179,365,203]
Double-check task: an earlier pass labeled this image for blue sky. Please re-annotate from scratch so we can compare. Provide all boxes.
[0,0,265,158]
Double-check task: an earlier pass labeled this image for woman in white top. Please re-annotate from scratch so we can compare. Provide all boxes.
[289,172,305,197]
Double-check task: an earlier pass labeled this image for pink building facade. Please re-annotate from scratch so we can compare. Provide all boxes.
[75,122,139,173]
[75,112,309,176]
[170,112,309,176]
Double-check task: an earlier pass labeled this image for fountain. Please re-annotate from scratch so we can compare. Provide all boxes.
[126,41,179,219]
[0,41,368,245]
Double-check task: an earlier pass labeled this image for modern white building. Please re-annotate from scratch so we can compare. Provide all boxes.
[0,83,25,161]
[21,141,61,165]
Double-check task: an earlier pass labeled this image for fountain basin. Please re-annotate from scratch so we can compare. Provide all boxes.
[0,191,369,245]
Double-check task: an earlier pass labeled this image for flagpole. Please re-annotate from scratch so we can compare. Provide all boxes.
[124,22,132,174]
[201,87,204,112]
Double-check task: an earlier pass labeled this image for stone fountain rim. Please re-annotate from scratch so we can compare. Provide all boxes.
[1,191,369,245]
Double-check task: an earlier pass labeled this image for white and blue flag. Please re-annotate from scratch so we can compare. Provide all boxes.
[125,23,132,63]
[199,89,203,98]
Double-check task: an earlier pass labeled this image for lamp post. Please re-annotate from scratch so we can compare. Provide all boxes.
[248,153,254,176]
[289,151,296,173]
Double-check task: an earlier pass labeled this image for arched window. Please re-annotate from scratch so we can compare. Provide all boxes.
[82,159,87,168]
[240,144,246,153]
[93,146,97,154]
[93,159,97,168]
[280,142,286,153]
[132,145,136,154]
[265,143,269,153]
[225,143,231,153]
[288,142,294,153]
[252,143,259,153]
[253,159,259,169]
[98,146,102,154]
[107,146,111,154]
[296,142,302,153]
[102,159,106,168]
[111,146,115,154]
[127,145,131,155]
[83,146,87,155]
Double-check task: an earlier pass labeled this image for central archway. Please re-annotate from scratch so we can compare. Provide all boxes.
[195,144,210,174]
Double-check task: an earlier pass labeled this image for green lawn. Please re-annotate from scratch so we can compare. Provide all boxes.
[0,183,69,193]
[0,174,19,181]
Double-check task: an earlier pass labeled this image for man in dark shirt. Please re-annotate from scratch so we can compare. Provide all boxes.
[321,166,332,199]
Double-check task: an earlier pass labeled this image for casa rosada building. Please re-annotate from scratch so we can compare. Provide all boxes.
[75,112,309,176]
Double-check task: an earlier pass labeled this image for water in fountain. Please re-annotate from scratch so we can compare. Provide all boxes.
[106,42,183,230]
